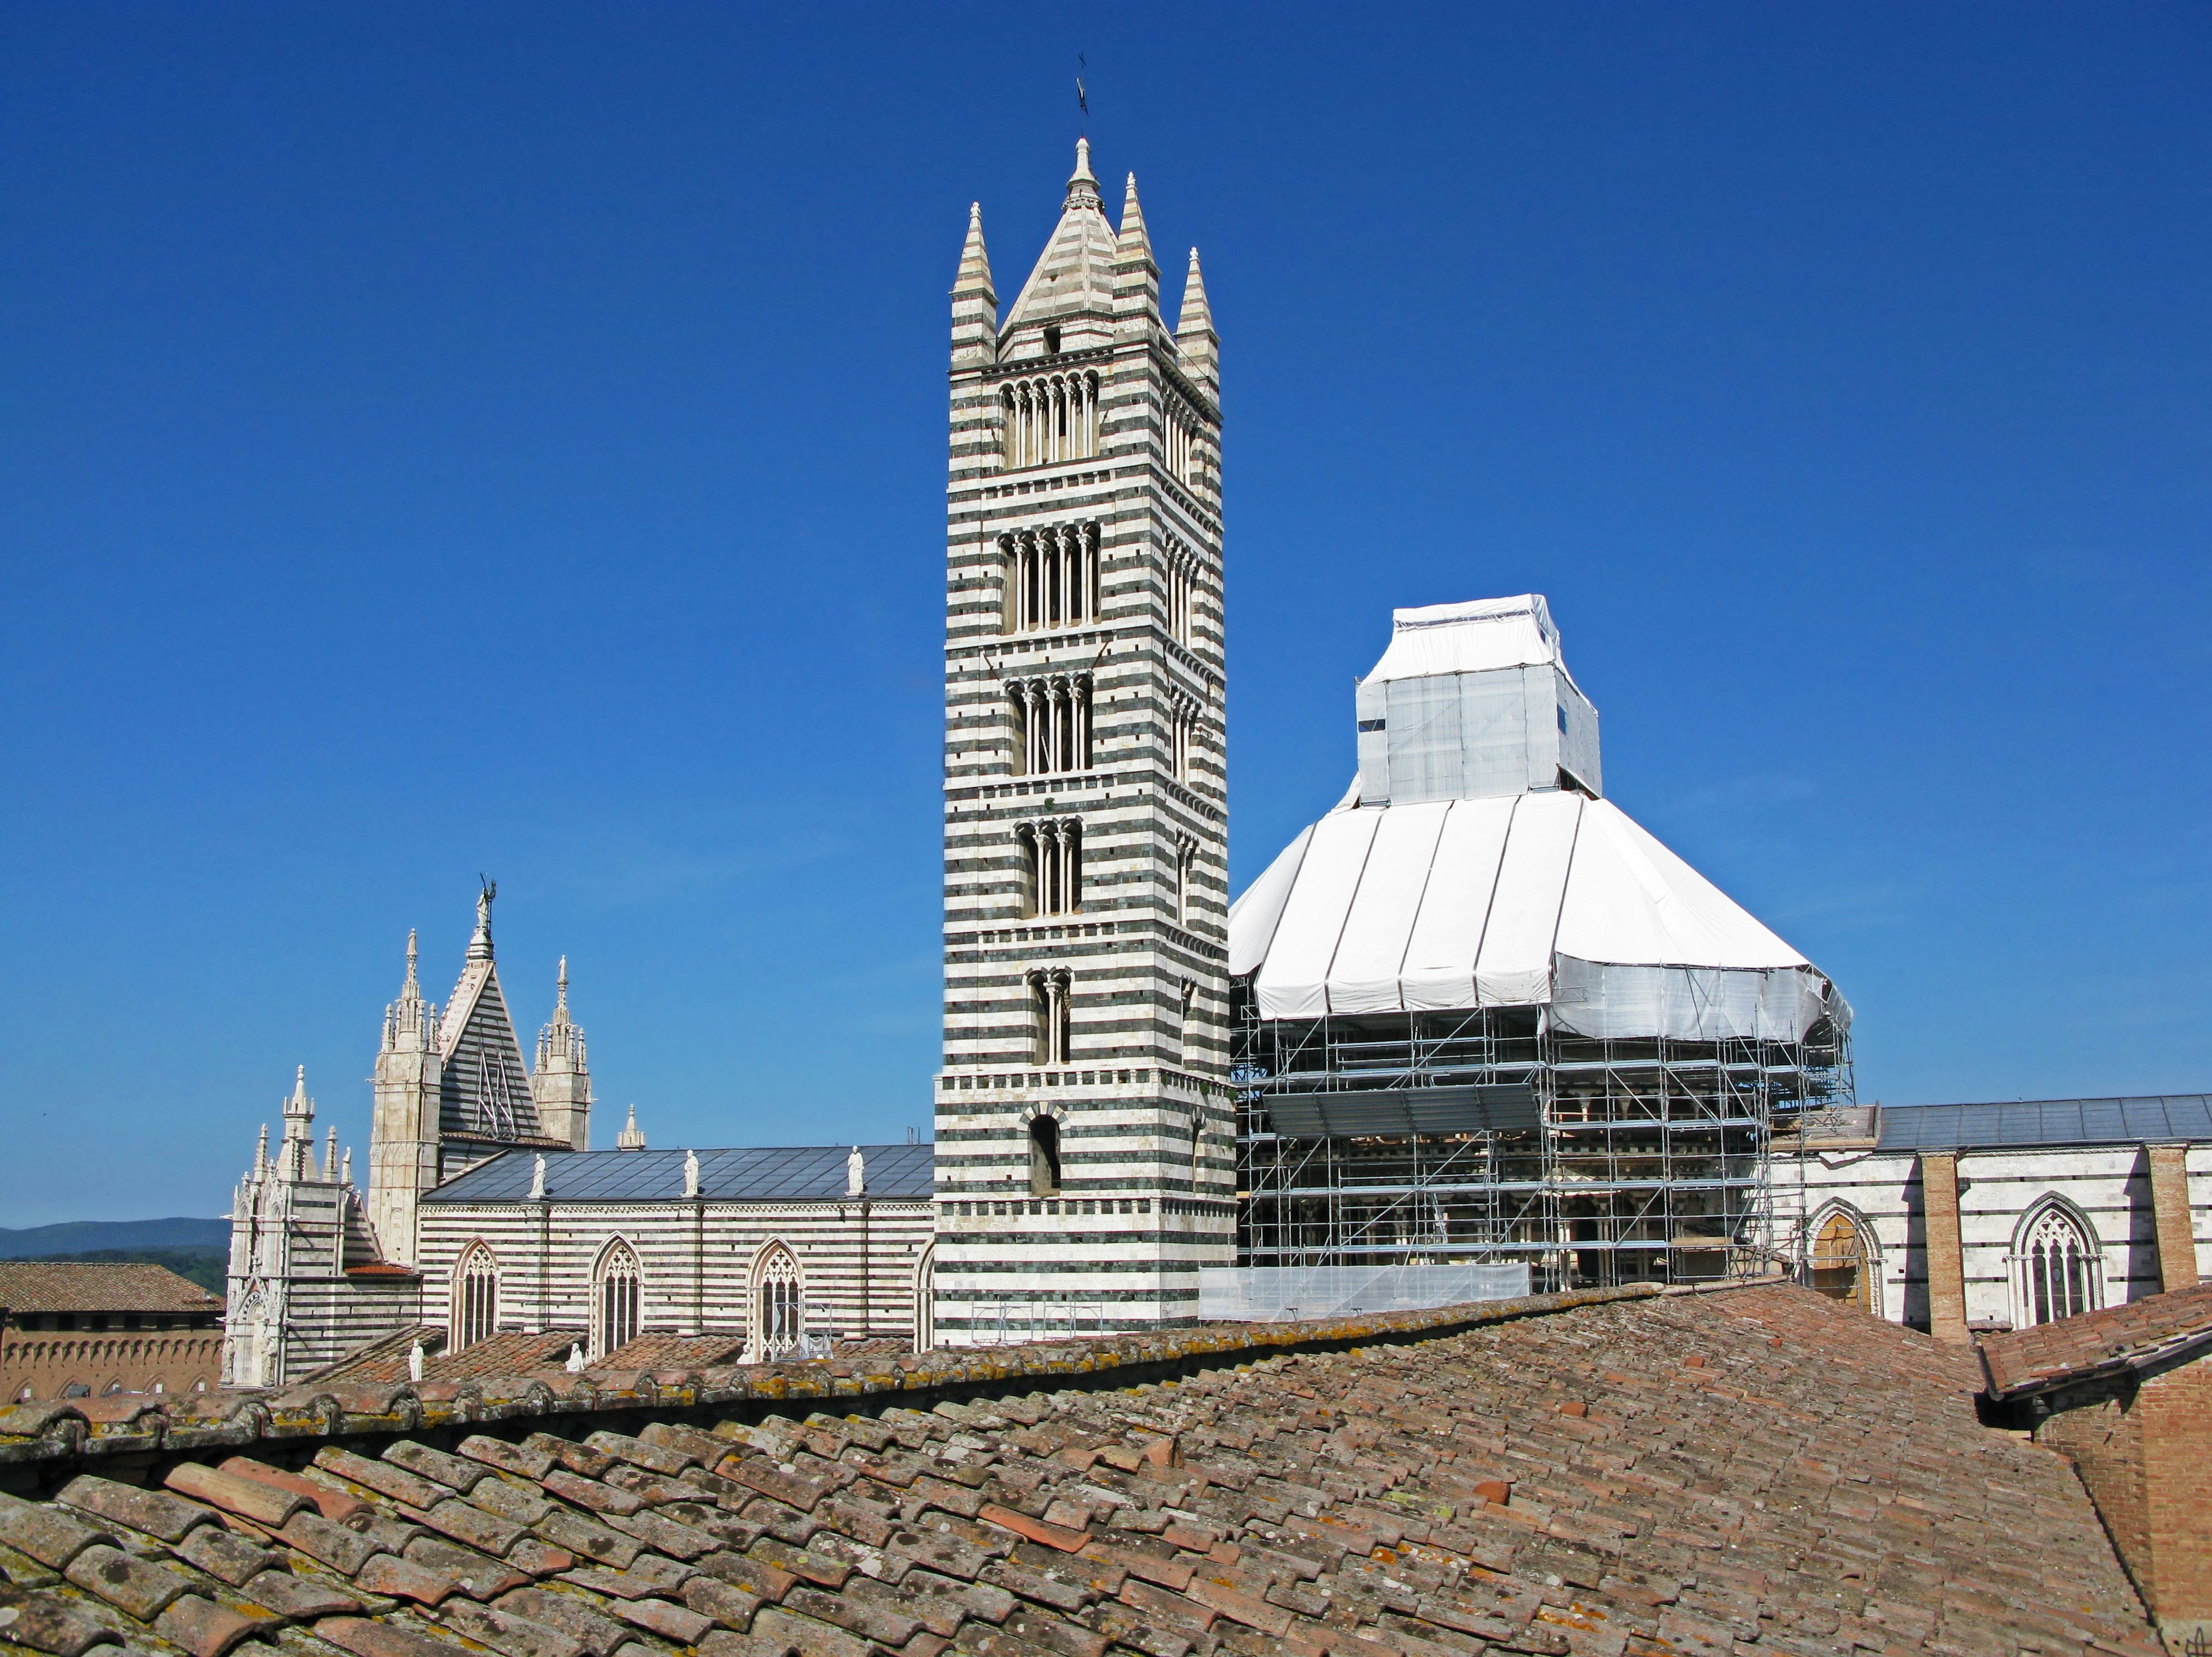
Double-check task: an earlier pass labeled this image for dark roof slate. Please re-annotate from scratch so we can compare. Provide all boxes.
[421,1145,935,1206]
[1876,1093,2212,1152]
[0,1285,2163,1657]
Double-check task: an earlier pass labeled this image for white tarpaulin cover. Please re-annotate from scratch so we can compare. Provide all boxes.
[1365,595,1568,682]
[1198,1263,1533,1323]
[1229,789,1846,1042]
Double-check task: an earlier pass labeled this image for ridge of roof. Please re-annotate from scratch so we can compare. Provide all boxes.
[0,1285,1652,1474]
[0,1263,224,1316]
[1979,1279,2212,1399]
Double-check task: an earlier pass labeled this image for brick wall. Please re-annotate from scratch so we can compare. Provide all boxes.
[1922,1151,1968,1343]
[2037,1349,2212,1636]
[2148,1144,2198,1293]
[1,1326,222,1402]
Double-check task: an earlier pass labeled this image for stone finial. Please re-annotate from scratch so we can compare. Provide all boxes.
[616,1104,646,1151]
[324,1124,339,1182]
[404,928,420,993]
[847,1145,866,1198]
[340,1147,352,1186]
[556,955,569,1013]
[1067,137,1101,208]
[254,1122,269,1179]
[530,1154,547,1200]
[684,1148,701,1198]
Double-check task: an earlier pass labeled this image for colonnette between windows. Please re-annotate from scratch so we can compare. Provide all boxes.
[1007,674,1093,774]
[1003,522,1101,633]
[1001,372,1101,470]
[1017,818,1084,917]
[1026,967,1074,1064]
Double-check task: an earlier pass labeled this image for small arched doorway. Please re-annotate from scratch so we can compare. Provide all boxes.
[1810,1209,1877,1314]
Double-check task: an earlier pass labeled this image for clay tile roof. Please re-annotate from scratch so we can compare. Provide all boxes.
[0,1261,223,1316]
[1979,1278,2212,1399]
[0,1284,2165,1657]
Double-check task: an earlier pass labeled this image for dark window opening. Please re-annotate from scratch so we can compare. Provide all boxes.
[1043,326,1061,355]
[1557,705,1569,735]
[1029,1116,1062,1197]
[1357,718,1384,733]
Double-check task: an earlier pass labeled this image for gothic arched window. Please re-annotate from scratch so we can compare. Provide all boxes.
[2015,1202,2102,1327]
[755,1243,804,1361]
[453,1243,500,1351]
[912,1244,937,1354]
[1008,676,1093,776]
[1808,1210,1876,1315]
[1020,819,1082,917]
[592,1240,642,1360]
[1026,968,1072,1065]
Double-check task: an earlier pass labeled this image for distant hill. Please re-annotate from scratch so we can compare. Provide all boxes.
[0,1218,229,1259]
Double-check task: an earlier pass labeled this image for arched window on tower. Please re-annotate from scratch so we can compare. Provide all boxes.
[453,1243,501,1350]
[1019,819,1082,917]
[1001,373,1101,470]
[1002,523,1101,634]
[1165,543,1198,645]
[2013,1201,2103,1327]
[1008,676,1093,775]
[592,1240,642,1360]
[1026,969,1072,1065]
[1028,1115,1061,1197]
[753,1243,804,1361]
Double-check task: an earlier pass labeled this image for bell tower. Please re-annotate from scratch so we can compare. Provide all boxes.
[935,141,1232,1339]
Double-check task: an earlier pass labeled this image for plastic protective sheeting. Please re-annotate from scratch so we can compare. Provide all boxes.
[1365,596,1562,682]
[1474,791,1581,1006]
[1198,1262,1533,1323]
[1237,793,1842,1039]
[1327,801,1450,1012]
[1400,795,1517,1011]
[1226,822,1313,978]
[1253,808,1381,1019]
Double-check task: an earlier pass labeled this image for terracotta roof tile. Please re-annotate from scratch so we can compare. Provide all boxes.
[1978,1278,2212,1398]
[0,1263,222,1317]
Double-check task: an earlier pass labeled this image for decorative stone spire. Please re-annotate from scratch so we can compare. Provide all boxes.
[616,1104,646,1151]
[254,1122,270,1180]
[533,954,592,1152]
[1176,248,1218,398]
[467,879,496,963]
[950,203,998,368]
[382,929,435,1056]
[1112,172,1160,341]
[1066,137,1102,210]
[280,1066,315,1181]
[323,1124,339,1182]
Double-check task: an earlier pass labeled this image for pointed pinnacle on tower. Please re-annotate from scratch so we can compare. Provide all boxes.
[1112,172,1160,339]
[556,955,569,1014]
[404,928,419,993]
[1176,247,1218,398]
[1067,137,1101,208]
[1116,173,1153,262]
[950,202,999,366]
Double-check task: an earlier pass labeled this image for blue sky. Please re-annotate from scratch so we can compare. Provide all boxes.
[2,5,2206,1225]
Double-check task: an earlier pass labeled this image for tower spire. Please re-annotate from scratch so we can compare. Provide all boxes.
[404,928,419,993]
[1112,172,1160,341]
[950,203,999,367]
[1066,138,1101,209]
[1176,248,1218,398]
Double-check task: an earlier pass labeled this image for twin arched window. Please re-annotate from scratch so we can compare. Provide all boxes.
[1004,524,1100,633]
[1019,818,1082,917]
[1007,675,1092,776]
[593,1240,642,1360]
[2016,1202,2101,1327]
[755,1244,804,1360]
[454,1244,500,1350]
[1027,968,1073,1065]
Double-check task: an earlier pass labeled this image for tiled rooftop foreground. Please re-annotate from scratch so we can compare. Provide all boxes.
[0,1285,2162,1657]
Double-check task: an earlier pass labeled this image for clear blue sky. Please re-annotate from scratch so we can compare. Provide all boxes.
[2,6,2206,1225]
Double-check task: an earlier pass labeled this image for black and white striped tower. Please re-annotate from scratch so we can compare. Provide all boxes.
[935,141,1232,1340]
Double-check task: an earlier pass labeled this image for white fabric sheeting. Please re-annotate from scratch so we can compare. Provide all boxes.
[1237,792,1840,1041]
[1400,795,1517,1010]
[1366,595,1561,682]
[1226,821,1313,978]
[1473,790,1581,1008]
[1252,808,1381,1020]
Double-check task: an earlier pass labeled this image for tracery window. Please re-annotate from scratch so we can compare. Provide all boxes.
[2015,1202,2102,1327]
[592,1240,642,1360]
[754,1243,804,1361]
[1003,523,1101,632]
[454,1243,500,1350]
[1027,968,1073,1064]
[1007,675,1092,775]
[1001,373,1101,469]
[1018,818,1082,917]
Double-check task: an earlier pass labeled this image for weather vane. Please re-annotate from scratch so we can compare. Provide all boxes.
[1077,52,1089,133]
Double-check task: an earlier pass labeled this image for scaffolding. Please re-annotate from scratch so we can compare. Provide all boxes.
[1232,989,1854,1290]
